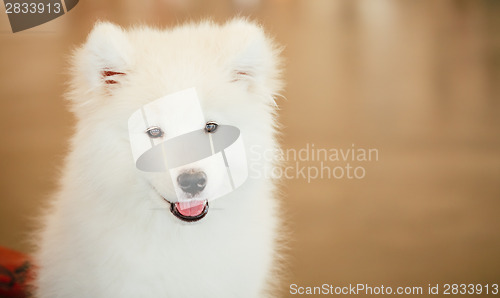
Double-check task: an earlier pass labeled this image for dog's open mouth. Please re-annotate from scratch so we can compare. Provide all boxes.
[169,200,209,222]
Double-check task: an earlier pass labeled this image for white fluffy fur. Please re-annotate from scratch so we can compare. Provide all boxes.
[34,19,283,298]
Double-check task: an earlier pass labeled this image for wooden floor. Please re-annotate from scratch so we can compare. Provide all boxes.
[1,0,499,296]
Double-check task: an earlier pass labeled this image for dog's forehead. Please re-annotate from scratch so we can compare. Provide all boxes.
[130,88,206,133]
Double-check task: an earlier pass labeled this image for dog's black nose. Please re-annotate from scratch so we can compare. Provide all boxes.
[177,171,207,195]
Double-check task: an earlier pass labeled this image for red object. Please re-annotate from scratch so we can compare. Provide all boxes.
[0,246,34,298]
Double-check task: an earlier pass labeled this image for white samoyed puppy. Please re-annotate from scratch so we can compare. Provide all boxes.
[34,19,284,298]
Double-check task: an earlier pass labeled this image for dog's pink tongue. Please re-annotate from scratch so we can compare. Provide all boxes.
[176,201,206,217]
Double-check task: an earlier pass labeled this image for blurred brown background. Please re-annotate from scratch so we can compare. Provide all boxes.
[1,0,499,296]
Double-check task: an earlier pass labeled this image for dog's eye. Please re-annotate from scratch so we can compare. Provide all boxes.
[145,126,164,138]
[205,121,218,133]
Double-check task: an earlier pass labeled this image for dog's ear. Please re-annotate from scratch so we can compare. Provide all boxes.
[225,19,283,95]
[72,22,132,93]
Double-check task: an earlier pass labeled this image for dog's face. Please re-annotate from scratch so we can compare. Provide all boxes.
[68,20,282,222]
[127,88,251,221]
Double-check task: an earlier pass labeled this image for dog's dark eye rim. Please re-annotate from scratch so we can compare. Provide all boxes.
[205,121,218,133]
[145,126,164,138]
